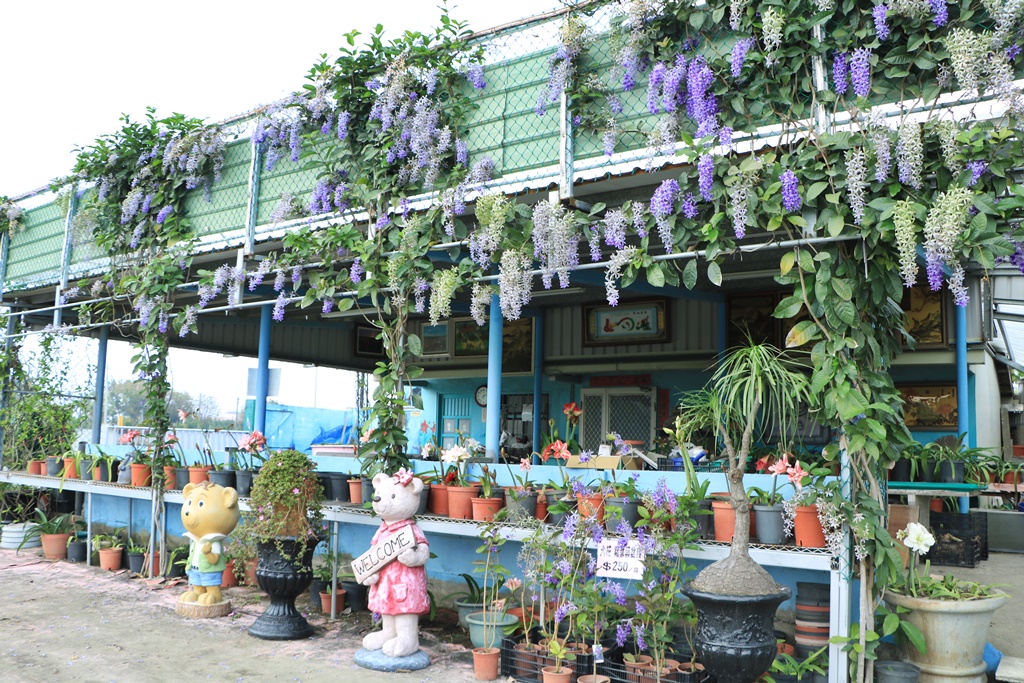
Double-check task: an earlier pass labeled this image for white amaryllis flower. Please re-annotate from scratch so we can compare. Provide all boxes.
[901,522,935,554]
[442,444,469,465]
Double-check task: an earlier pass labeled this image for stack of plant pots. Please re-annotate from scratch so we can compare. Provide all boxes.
[794,582,830,658]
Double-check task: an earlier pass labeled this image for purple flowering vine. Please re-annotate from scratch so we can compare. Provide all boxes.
[731,38,755,80]
[832,52,849,96]
[698,155,714,201]
[780,170,802,212]
[850,48,872,98]
[873,5,890,41]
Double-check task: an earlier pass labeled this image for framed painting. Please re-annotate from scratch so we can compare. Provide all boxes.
[903,285,947,349]
[419,322,449,356]
[451,317,534,374]
[583,298,670,347]
[898,384,958,430]
[353,324,385,358]
[453,319,489,357]
[727,293,778,348]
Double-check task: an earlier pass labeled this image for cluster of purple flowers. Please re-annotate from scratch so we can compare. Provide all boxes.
[536,43,580,116]
[780,170,802,212]
[850,48,873,98]
[731,38,756,80]
[832,52,849,95]
[273,292,288,322]
[650,179,680,253]
[309,173,349,215]
[873,5,890,41]
[929,0,948,26]
[686,56,718,137]
[349,258,364,284]
[466,63,486,90]
[253,97,305,172]
[247,258,273,291]
[698,155,715,201]
[967,160,988,186]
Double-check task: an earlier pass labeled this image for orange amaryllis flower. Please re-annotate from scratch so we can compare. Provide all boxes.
[755,456,770,472]
[542,439,571,462]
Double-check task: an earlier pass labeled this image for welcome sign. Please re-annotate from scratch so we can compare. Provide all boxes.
[351,525,418,584]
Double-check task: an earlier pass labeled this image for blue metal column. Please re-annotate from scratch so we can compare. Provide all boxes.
[485,294,503,461]
[255,303,272,434]
[955,305,970,513]
[532,314,544,461]
[91,325,109,443]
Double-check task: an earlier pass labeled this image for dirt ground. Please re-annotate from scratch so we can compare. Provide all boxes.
[0,548,479,683]
[2,548,1020,682]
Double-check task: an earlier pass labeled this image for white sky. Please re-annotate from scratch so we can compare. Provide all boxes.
[3,0,561,416]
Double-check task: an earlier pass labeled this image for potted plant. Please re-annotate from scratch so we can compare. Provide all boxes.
[92,531,126,571]
[312,550,347,615]
[166,544,189,578]
[765,645,828,682]
[748,453,800,545]
[504,457,539,519]
[241,448,324,640]
[66,532,89,563]
[442,443,478,519]
[673,342,811,683]
[467,518,517,680]
[471,464,504,521]
[126,536,148,574]
[603,470,643,533]
[18,507,79,560]
[89,448,120,483]
[883,522,1008,681]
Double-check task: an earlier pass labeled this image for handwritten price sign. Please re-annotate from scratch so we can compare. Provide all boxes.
[596,539,645,580]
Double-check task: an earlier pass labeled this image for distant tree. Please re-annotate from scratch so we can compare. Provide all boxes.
[106,380,221,427]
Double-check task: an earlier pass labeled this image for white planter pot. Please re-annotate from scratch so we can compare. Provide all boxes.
[884,590,1007,683]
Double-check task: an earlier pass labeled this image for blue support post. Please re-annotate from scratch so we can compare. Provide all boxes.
[532,314,544,459]
[956,304,969,514]
[486,294,503,461]
[255,303,272,435]
[92,325,109,443]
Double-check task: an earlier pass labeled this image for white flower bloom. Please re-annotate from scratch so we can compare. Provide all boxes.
[902,522,935,554]
[442,444,469,464]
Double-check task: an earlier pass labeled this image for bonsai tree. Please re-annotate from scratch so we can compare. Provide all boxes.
[674,341,810,595]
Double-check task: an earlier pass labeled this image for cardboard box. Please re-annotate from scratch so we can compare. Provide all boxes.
[565,455,642,470]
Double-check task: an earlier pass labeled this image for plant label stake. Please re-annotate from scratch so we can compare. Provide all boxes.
[596,538,645,580]
[351,524,418,584]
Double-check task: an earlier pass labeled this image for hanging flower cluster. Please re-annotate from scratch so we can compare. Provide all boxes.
[531,200,580,289]
[923,186,974,303]
[760,8,785,67]
[893,199,919,287]
[428,268,460,325]
[0,197,23,235]
[867,110,893,183]
[536,14,589,115]
[896,122,924,190]
[253,96,306,171]
[469,193,514,268]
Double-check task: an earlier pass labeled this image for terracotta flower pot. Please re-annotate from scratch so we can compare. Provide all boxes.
[472,647,500,681]
[429,483,450,516]
[62,458,79,479]
[541,665,573,683]
[711,500,736,541]
[188,466,209,485]
[471,496,504,521]
[98,547,123,571]
[163,465,177,490]
[578,676,611,683]
[448,486,481,520]
[40,533,72,560]
[794,505,827,548]
[221,559,238,588]
[130,463,152,487]
[577,491,605,522]
[348,478,363,503]
[535,493,548,521]
[320,589,346,613]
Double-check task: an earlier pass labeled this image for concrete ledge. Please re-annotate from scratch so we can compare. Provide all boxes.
[997,655,1024,682]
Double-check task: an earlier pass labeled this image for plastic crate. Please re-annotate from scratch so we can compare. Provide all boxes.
[925,536,983,568]
[930,511,988,561]
[499,636,595,683]
[596,658,712,682]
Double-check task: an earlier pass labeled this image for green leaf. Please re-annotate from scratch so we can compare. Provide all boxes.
[785,320,819,348]
[682,260,698,290]
[775,295,804,319]
[836,299,857,326]
[831,278,853,301]
[806,181,829,201]
[408,334,423,357]
[780,251,796,276]
[828,214,845,237]
[647,263,665,287]
[900,622,927,654]
[973,194,998,215]
[707,261,722,287]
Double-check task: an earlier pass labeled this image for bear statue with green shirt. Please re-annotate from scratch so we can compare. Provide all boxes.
[176,481,240,614]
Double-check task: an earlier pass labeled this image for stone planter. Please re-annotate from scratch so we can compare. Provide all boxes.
[884,590,1008,683]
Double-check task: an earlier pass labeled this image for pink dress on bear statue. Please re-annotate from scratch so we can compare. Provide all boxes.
[366,518,430,616]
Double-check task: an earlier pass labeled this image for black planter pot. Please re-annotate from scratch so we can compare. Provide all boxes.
[604,496,642,532]
[249,537,317,640]
[341,579,368,612]
[696,498,714,540]
[890,458,912,483]
[317,474,333,501]
[208,469,237,489]
[127,552,146,574]
[234,470,253,497]
[938,460,965,484]
[328,473,349,502]
[682,582,791,683]
[167,559,186,578]
[174,467,190,490]
[360,476,375,504]
[46,456,63,477]
[309,577,328,611]
[66,540,88,563]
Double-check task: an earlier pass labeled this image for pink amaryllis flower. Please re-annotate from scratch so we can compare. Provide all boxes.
[787,461,809,485]
[119,429,141,445]
[769,455,791,477]
[238,430,266,453]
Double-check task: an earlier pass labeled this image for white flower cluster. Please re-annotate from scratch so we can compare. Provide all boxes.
[991,0,1024,48]
[867,109,892,183]
[816,500,847,558]
[729,175,752,239]
[470,283,492,327]
[532,200,580,290]
[730,0,749,30]
[984,52,1024,116]
[897,122,924,190]
[845,148,868,225]
[428,268,460,325]
[894,199,919,287]
[761,8,785,67]
[936,120,963,175]
[924,186,974,279]
[605,246,638,306]
[888,0,930,18]
[949,261,970,305]
[946,28,988,91]
[470,194,513,268]
[498,248,534,320]
[643,115,678,170]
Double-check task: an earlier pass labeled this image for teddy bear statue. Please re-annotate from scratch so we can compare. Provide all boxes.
[175,480,240,618]
[355,468,431,669]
